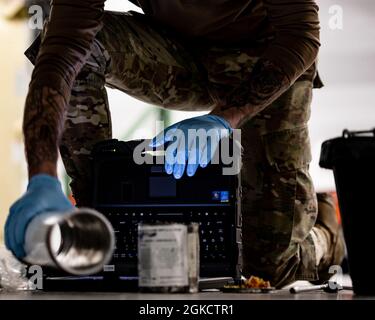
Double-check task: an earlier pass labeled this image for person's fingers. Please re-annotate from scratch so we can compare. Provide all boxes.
[164,129,182,174]
[9,203,29,258]
[173,163,185,179]
[149,125,178,147]
[164,127,178,142]
[187,135,201,177]
[13,206,33,249]
[165,147,177,175]
[199,142,209,168]
[187,161,200,177]
[173,136,187,179]
[4,205,18,253]
[165,163,173,175]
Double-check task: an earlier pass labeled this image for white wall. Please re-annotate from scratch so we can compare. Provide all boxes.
[0,18,29,242]
[310,0,375,191]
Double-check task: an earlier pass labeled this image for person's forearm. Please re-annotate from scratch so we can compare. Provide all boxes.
[211,58,290,129]
[212,0,320,128]
[22,1,105,179]
[23,86,67,178]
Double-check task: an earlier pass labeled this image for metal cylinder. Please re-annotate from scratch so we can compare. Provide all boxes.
[23,208,115,275]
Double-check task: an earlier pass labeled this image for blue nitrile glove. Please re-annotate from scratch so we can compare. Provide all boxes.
[150,114,233,179]
[5,174,74,259]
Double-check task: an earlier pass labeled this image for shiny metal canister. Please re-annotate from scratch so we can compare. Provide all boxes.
[23,208,115,275]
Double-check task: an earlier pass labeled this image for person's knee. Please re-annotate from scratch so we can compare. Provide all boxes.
[242,246,301,288]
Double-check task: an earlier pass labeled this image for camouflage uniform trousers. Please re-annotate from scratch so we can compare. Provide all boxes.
[29,11,323,286]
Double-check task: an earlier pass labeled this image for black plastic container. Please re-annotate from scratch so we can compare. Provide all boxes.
[320,129,375,295]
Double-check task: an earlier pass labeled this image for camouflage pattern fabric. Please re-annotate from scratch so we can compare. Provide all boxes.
[28,10,323,286]
[59,38,112,206]
[98,11,215,111]
[239,82,318,287]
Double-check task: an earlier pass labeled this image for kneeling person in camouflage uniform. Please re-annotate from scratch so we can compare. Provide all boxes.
[5,0,344,287]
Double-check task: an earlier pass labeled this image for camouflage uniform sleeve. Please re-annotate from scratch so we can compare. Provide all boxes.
[24,0,105,177]
[212,0,320,128]
[30,0,105,97]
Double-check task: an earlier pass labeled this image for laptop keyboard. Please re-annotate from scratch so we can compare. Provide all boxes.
[103,209,233,264]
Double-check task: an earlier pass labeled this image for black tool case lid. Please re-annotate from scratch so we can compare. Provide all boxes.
[320,129,375,169]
